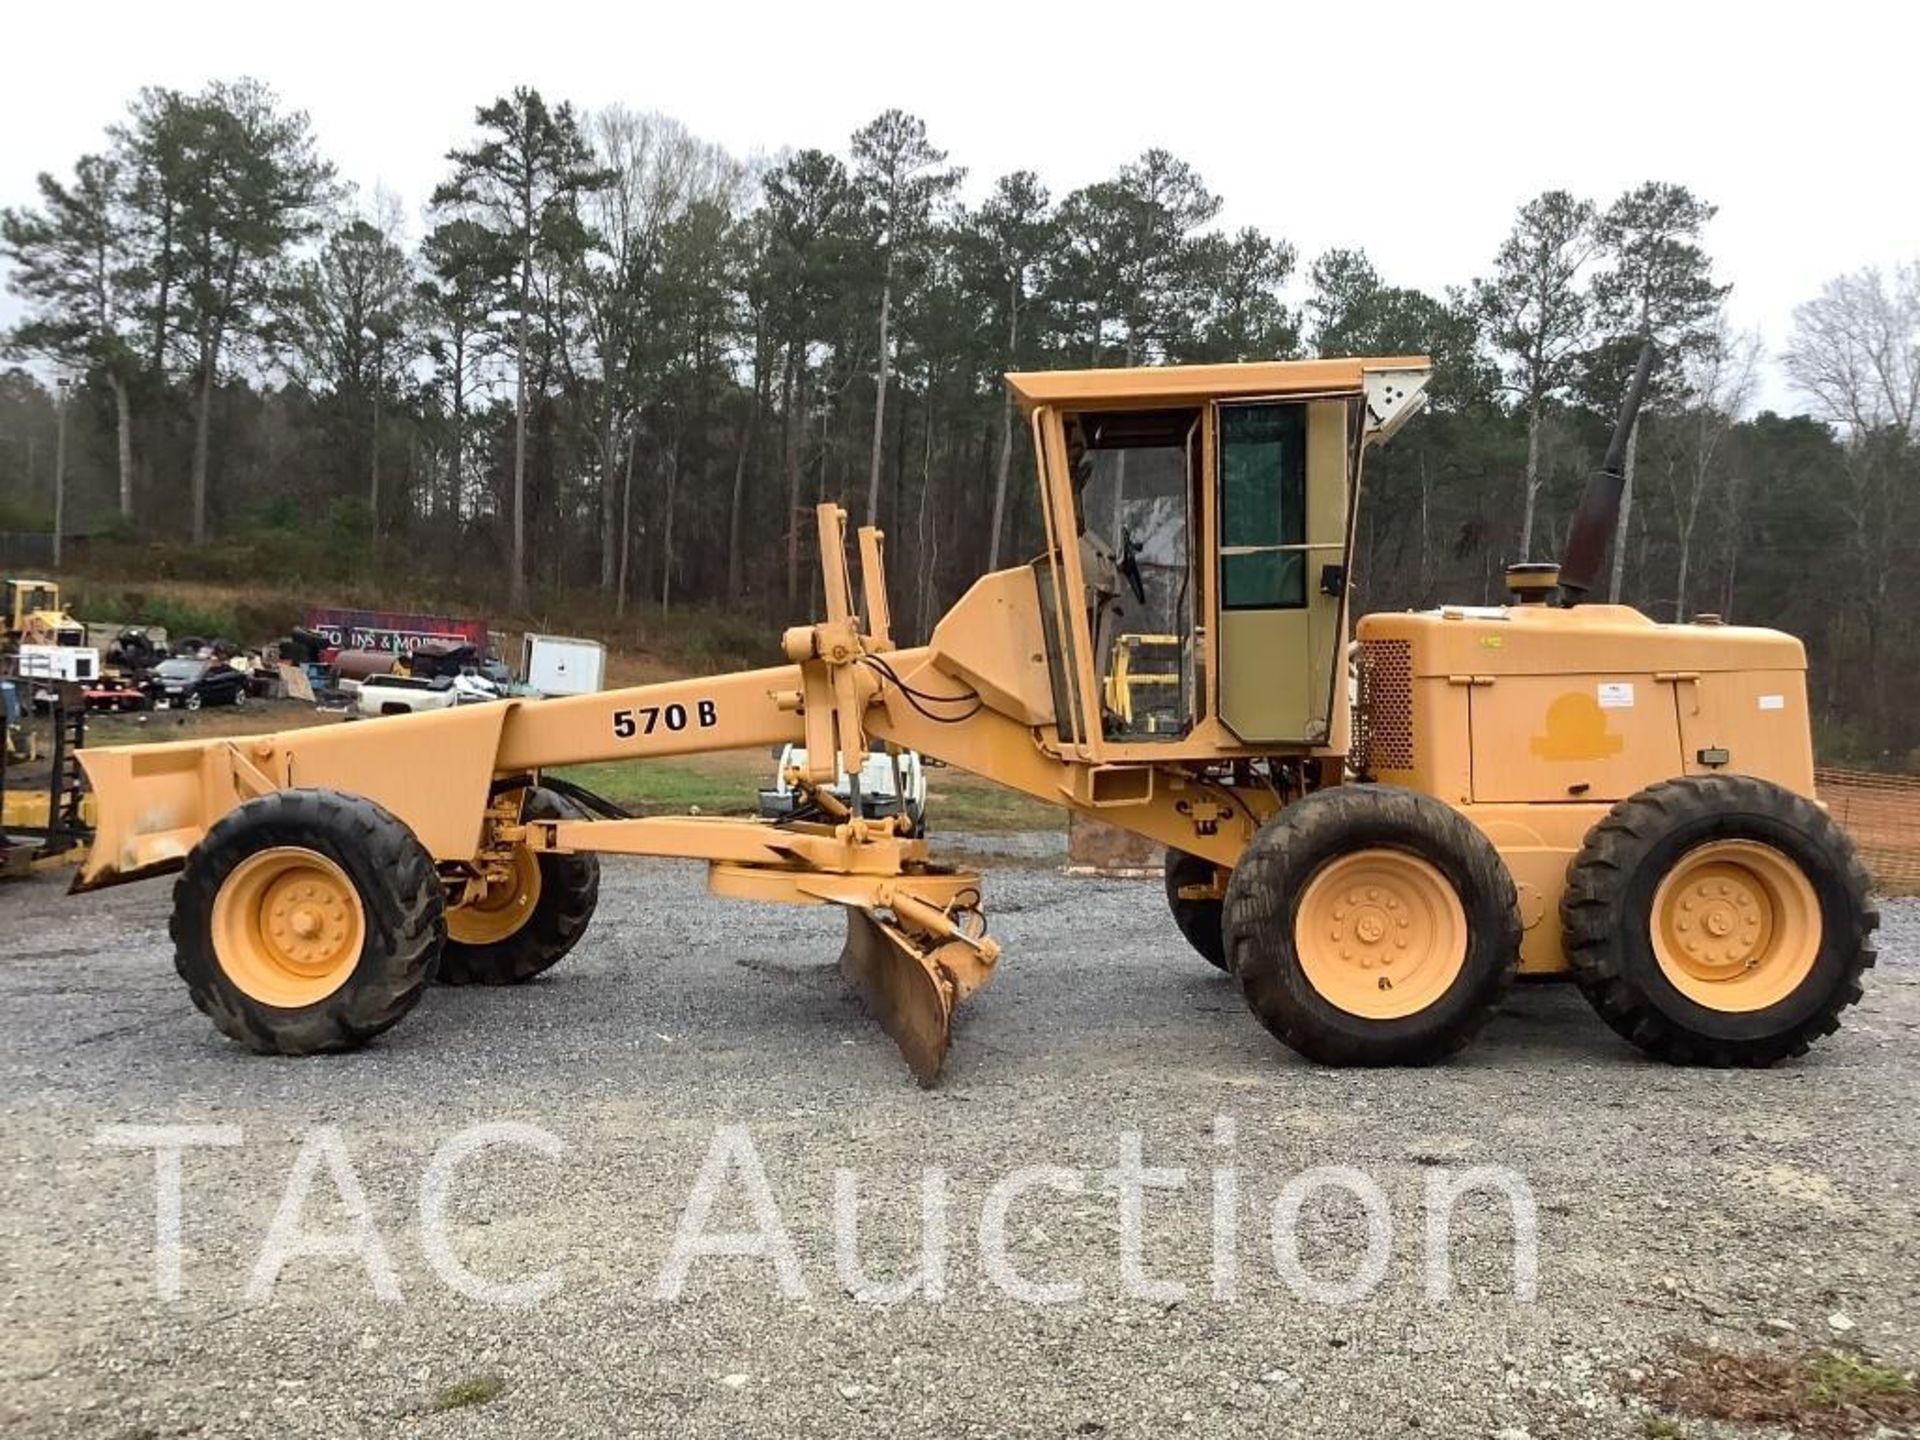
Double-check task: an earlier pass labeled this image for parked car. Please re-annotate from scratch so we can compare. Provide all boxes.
[141,657,248,711]
[758,742,927,827]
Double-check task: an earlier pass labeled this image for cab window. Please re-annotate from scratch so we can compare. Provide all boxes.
[1219,403,1307,609]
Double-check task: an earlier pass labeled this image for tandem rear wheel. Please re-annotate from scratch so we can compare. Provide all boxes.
[1224,785,1522,1066]
[439,787,601,986]
[1562,774,1876,1066]
[1164,847,1229,971]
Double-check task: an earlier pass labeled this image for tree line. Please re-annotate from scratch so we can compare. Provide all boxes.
[2,81,1916,761]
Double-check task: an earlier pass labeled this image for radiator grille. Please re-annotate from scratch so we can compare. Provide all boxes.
[1357,639,1414,772]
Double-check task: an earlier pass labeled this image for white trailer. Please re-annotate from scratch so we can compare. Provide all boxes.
[520,634,606,697]
[15,644,99,683]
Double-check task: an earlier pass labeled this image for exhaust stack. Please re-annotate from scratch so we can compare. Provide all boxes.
[1557,339,1658,606]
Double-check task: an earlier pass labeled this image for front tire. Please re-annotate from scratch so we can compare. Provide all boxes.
[1562,775,1876,1066]
[1225,785,1520,1066]
[438,787,600,985]
[172,789,446,1054]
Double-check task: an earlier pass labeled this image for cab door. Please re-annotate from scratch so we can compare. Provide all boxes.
[1214,399,1349,744]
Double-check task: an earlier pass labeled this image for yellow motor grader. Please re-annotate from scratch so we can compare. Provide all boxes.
[69,353,1874,1081]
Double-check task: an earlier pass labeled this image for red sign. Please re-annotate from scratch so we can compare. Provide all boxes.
[304,607,490,655]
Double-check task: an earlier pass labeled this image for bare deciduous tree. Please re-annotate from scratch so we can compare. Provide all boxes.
[1650,313,1759,620]
[1784,264,1919,438]
[1785,263,1920,749]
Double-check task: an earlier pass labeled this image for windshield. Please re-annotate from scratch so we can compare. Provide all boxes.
[155,659,207,681]
[1066,408,1197,742]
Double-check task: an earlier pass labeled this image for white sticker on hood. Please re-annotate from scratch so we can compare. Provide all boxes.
[1597,682,1635,709]
[1758,693,1785,711]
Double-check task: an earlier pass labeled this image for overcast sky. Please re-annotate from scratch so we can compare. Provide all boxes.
[4,0,1915,412]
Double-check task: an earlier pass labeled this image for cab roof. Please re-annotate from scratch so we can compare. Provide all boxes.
[1005,355,1431,409]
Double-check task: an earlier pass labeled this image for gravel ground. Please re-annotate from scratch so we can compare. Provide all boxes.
[3,849,1916,1439]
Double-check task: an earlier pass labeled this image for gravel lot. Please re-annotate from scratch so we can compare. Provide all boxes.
[3,846,1916,1439]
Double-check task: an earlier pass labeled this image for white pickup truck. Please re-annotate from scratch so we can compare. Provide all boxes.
[352,672,502,718]
[757,743,927,828]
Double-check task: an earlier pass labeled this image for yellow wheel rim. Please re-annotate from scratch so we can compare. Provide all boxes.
[1294,850,1467,1020]
[211,847,366,1009]
[447,846,543,946]
[1651,839,1820,1012]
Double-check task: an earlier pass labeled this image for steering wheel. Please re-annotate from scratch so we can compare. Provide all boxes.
[1118,525,1148,605]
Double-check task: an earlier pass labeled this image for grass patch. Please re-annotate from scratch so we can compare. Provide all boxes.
[554,752,765,816]
[1806,1349,1919,1408]
[925,767,1064,832]
[1641,1418,1685,1439]
[1640,1342,1919,1439]
[430,1374,506,1411]
[553,753,1065,834]
[67,544,783,677]
[83,702,340,748]
[67,585,250,643]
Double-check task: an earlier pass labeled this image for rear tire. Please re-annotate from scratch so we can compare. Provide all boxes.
[1225,785,1520,1066]
[438,787,600,986]
[172,789,445,1054]
[1562,775,1875,1066]
[1165,848,1229,971]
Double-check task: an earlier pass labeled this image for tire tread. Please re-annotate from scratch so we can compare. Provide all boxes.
[437,787,600,986]
[1164,848,1230,972]
[1561,774,1877,1066]
[1224,784,1521,1067]
[171,788,445,1054]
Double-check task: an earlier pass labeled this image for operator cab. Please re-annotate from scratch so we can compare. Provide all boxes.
[5,578,62,628]
[1006,359,1430,763]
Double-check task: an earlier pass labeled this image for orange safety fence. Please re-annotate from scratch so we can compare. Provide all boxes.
[1817,767,1920,895]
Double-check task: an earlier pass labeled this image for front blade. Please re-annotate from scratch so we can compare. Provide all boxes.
[840,909,955,1087]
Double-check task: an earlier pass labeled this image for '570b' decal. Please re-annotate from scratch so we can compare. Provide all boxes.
[613,700,719,738]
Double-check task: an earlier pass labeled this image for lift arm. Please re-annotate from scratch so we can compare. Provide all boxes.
[76,503,1267,894]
